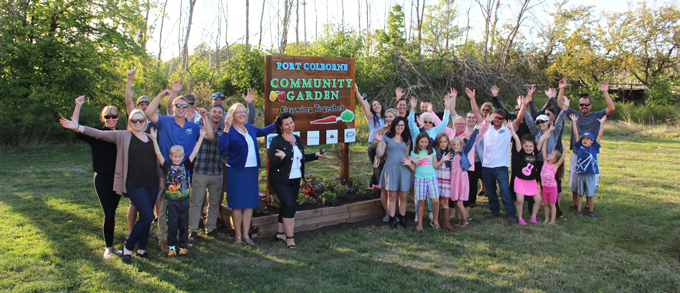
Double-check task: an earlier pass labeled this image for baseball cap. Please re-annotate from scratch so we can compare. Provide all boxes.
[535,114,549,123]
[136,95,151,105]
[211,92,225,100]
[183,94,196,101]
[580,132,595,141]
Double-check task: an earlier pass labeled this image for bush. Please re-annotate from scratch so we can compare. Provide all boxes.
[608,102,680,125]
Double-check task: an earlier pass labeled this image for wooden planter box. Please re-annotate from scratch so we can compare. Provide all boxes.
[219,199,383,238]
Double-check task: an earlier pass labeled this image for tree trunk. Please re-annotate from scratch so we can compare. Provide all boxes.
[500,0,531,75]
[258,0,265,49]
[245,0,250,48]
[182,0,197,88]
[280,0,293,54]
[295,0,299,44]
[358,0,361,32]
[157,0,168,61]
[303,0,307,44]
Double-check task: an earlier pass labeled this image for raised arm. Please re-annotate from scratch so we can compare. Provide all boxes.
[596,115,607,142]
[554,148,568,169]
[395,87,404,101]
[355,84,373,121]
[188,128,206,162]
[511,96,527,131]
[242,88,257,125]
[149,128,166,165]
[146,89,172,124]
[557,79,567,109]
[166,80,181,115]
[553,97,570,133]
[467,88,483,123]
[71,95,85,126]
[447,88,458,118]
[508,123,522,152]
[537,124,553,152]
[600,81,615,116]
[125,69,137,115]
[432,94,451,134]
[569,114,580,142]
[197,108,214,140]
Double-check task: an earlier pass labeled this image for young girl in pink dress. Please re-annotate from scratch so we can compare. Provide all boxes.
[448,119,489,227]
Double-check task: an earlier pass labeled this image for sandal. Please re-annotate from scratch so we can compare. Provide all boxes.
[467,216,474,222]
[416,225,424,231]
[459,220,469,228]
[274,232,286,242]
[429,221,441,230]
[542,221,549,225]
[244,236,255,246]
[234,236,242,245]
[286,236,296,249]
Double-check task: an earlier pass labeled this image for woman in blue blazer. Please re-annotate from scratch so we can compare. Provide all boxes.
[218,100,275,245]
[268,113,325,248]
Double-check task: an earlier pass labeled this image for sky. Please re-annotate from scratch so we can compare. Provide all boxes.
[145,0,662,61]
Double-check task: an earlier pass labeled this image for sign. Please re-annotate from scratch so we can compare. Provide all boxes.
[264,55,356,145]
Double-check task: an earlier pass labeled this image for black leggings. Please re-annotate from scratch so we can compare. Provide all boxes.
[272,178,302,223]
[94,173,121,247]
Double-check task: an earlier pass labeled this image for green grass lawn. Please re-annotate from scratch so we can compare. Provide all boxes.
[1,122,679,292]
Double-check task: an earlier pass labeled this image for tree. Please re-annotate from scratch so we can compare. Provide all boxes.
[422,0,463,58]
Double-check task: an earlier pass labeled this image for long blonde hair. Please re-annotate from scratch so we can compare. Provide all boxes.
[127,109,148,132]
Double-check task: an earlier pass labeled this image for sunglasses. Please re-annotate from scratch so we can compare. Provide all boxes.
[481,108,490,112]
[175,104,189,108]
[493,116,503,120]
[579,103,591,107]
[104,115,118,120]
[130,118,145,124]
[188,102,195,106]
[536,120,547,124]
[423,121,434,125]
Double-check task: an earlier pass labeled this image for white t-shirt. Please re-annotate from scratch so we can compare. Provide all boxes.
[289,146,303,179]
[482,124,512,168]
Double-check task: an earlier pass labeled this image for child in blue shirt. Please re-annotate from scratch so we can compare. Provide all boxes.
[569,114,606,218]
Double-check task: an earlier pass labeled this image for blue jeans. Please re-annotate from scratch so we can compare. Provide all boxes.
[124,181,159,251]
[482,167,516,219]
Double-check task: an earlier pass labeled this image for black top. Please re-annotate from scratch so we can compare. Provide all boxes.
[512,149,539,180]
[268,135,318,184]
[77,126,119,175]
[127,135,158,187]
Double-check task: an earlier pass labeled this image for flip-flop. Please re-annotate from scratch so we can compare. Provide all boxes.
[416,225,424,231]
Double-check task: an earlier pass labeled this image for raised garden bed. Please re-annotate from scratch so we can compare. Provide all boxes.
[219,198,383,238]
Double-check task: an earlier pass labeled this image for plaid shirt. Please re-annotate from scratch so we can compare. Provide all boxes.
[194,128,226,175]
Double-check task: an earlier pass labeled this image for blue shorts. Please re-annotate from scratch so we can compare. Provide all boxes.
[576,173,599,197]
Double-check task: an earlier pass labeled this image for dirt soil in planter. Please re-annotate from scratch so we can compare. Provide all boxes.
[253,188,382,217]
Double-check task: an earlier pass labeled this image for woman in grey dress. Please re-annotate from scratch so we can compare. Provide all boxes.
[375,116,412,228]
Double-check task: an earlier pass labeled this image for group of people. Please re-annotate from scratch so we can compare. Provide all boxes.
[61,69,324,264]
[62,68,614,264]
[356,79,614,231]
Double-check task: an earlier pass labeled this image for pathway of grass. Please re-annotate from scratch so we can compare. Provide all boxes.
[1,124,679,292]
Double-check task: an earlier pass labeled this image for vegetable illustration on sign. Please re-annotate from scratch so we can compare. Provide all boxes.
[269,91,286,102]
[309,109,355,124]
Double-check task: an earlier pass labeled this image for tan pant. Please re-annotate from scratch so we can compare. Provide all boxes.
[156,191,167,244]
[189,173,223,233]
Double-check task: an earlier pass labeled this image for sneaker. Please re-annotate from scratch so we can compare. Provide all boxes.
[168,246,177,257]
[122,254,131,264]
[576,212,583,217]
[518,219,527,225]
[178,247,187,256]
[485,213,499,219]
[588,212,598,219]
[148,230,158,240]
[160,242,170,253]
[103,248,121,259]
[382,216,390,223]
[529,217,538,224]
[507,218,518,225]
[568,204,577,211]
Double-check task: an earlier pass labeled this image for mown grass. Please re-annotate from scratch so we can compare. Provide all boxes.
[1,123,679,292]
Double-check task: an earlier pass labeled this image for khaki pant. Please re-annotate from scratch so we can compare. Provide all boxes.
[189,173,223,233]
[156,191,167,244]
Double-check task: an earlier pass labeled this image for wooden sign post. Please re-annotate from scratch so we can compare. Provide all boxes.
[264,55,356,200]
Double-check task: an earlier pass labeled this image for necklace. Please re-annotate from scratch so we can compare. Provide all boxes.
[234,125,247,134]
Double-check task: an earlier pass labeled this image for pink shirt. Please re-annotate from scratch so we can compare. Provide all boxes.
[540,163,558,187]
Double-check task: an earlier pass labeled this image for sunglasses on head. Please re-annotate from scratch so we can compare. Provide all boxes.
[579,103,591,107]
[104,115,118,120]
[130,118,145,124]
[175,104,189,108]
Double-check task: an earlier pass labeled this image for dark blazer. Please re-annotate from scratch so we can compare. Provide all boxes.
[268,134,318,184]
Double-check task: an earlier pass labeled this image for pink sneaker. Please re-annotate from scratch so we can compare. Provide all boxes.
[529,217,537,223]
[518,219,527,226]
